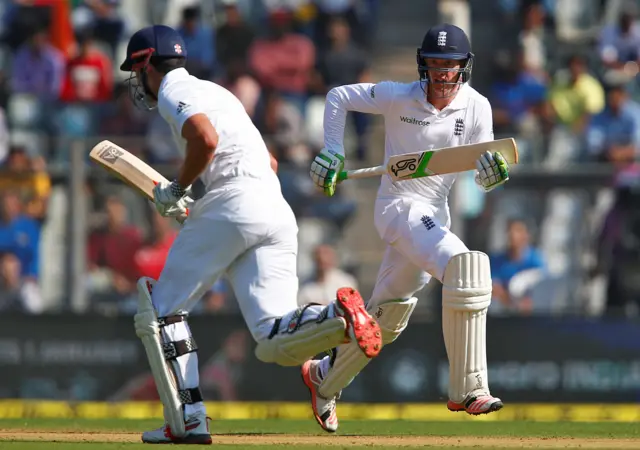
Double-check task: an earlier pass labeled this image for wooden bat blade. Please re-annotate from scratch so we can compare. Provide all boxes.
[89,140,168,201]
[89,140,188,223]
[386,138,519,181]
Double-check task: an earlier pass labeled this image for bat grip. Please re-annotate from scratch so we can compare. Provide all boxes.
[176,210,188,224]
[338,166,386,181]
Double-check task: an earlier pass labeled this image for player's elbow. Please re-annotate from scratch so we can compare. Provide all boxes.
[326,86,341,103]
[182,114,219,153]
[269,152,278,173]
[199,131,218,152]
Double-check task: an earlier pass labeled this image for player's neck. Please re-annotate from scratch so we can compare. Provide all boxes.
[426,95,454,111]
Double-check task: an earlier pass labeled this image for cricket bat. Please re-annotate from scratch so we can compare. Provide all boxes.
[338,138,519,182]
[89,140,188,223]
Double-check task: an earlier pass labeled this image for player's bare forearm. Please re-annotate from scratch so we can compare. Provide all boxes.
[177,114,219,188]
[177,138,215,188]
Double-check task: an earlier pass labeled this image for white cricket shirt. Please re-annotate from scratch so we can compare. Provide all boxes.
[324,81,494,203]
[157,68,275,191]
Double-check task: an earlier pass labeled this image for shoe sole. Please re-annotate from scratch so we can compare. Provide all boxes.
[301,361,336,433]
[335,287,382,358]
[448,400,504,415]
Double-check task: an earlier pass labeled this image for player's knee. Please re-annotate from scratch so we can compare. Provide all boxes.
[134,277,158,338]
[442,251,492,311]
[254,336,305,366]
[134,277,188,337]
[367,297,417,345]
[254,311,347,367]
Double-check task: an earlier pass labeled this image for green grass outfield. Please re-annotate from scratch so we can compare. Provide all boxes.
[1,417,640,449]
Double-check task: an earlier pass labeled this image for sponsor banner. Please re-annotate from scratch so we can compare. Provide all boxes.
[2,400,640,422]
[1,314,639,402]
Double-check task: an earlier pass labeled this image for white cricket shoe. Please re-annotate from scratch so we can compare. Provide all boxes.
[141,412,212,444]
[447,393,504,415]
[301,359,339,433]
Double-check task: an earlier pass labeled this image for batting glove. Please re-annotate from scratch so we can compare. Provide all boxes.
[310,147,345,197]
[152,180,193,218]
[474,151,510,192]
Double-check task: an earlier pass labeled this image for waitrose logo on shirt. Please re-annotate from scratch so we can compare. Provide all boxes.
[400,116,430,126]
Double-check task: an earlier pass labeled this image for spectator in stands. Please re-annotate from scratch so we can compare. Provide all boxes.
[220,59,262,120]
[593,165,640,317]
[134,212,177,281]
[87,196,143,300]
[60,28,113,103]
[313,16,371,160]
[1,0,53,51]
[216,0,255,72]
[99,84,148,141]
[313,0,364,52]
[145,111,182,164]
[519,1,549,80]
[11,27,65,100]
[200,329,250,400]
[0,251,43,313]
[490,48,548,139]
[72,0,125,59]
[586,83,640,167]
[542,54,606,164]
[277,161,356,229]
[490,218,546,315]
[0,146,50,222]
[256,89,306,157]
[199,280,232,314]
[177,5,216,79]
[248,8,316,111]
[0,191,41,280]
[298,244,358,306]
[598,5,640,71]
[548,55,605,134]
[0,104,9,164]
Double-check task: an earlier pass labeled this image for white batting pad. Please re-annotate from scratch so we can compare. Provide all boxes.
[134,278,186,437]
[318,297,418,399]
[442,251,492,403]
[254,304,348,366]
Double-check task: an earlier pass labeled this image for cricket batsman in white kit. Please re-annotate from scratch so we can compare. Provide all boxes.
[118,25,382,444]
[304,23,507,432]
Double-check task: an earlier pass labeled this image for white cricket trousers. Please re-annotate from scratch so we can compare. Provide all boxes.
[370,196,469,304]
[151,177,299,342]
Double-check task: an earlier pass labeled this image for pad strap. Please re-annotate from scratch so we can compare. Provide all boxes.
[158,314,188,327]
[163,337,198,360]
[178,387,203,405]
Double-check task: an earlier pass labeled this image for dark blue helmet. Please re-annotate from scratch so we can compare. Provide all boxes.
[120,25,187,110]
[416,23,474,98]
[120,25,186,72]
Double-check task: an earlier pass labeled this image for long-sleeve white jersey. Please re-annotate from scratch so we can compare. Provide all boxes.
[324,81,494,203]
[157,68,276,192]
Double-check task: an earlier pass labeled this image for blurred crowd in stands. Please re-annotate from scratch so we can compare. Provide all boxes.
[0,0,375,315]
[1,0,640,319]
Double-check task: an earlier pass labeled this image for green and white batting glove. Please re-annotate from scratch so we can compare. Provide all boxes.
[474,151,510,192]
[310,147,345,197]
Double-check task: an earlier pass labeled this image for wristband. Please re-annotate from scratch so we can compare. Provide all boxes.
[170,180,186,198]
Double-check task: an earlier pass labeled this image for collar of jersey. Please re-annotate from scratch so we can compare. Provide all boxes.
[159,67,190,93]
[413,82,469,113]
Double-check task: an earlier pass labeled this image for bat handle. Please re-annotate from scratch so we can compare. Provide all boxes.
[176,209,189,224]
[338,165,387,181]
[153,180,189,224]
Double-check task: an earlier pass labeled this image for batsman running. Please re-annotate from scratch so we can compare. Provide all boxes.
[119,25,382,444]
[305,23,507,432]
